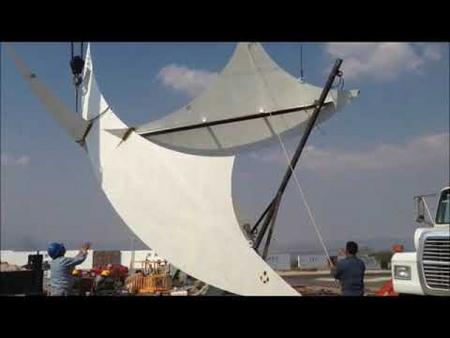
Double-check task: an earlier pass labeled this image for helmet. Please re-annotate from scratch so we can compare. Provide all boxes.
[47,242,66,259]
[101,270,110,277]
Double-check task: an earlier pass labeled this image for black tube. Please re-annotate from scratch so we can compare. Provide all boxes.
[262,197,282,259]
[139,103,332,138]
[254,196,279,250]
[273,59,342,198]
[253,59,343,256]
[251,199,275,234]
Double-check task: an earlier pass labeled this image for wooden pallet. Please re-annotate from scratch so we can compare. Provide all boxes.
[128,274,172,294]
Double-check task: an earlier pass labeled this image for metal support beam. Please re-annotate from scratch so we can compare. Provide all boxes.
[262,195,282,259]
[254,195,279,251]
[139,103,332,138]
[250,198,275,234]
[253,59,343,258]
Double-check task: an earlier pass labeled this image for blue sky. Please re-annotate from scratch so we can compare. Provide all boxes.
[1,42,448,252]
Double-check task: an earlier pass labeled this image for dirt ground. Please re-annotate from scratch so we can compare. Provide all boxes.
[279,270,392,296]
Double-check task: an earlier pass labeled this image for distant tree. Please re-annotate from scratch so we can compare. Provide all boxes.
[370,251,394,270]
[290,258,298,270]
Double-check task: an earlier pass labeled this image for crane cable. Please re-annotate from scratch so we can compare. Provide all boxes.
[298,44,326,136]
[274,133,333,264]
[272,45,348,264]
[249,43,333,264]
[271,45,346,264]
[300,44,304,82]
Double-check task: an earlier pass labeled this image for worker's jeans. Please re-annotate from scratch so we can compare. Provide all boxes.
[50,288,69,296]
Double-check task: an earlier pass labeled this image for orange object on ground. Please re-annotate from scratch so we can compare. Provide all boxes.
[127,273,172,295]
[376,243,403,296]
[138,274,172,294]
[376,279,398,296]
[392,244,404,253]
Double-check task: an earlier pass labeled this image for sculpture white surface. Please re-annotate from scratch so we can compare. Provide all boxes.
[6,43,359,295]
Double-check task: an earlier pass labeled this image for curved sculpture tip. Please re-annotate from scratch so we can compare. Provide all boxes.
[4,43,91,143]
[350,89,361,98]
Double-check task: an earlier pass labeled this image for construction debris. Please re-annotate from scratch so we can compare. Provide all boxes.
[0,262,23,272]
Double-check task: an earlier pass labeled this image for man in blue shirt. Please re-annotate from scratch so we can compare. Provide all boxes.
[47,242,91,296]
[331,241,366,296]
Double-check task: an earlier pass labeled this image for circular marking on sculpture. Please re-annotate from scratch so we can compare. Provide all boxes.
[260,271,269,284]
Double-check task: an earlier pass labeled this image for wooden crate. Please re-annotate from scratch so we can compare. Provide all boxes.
[128,274,172,294]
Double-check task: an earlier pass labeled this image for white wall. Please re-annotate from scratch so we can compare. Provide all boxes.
[0,250,93,269]
[298,255,329,270]
[360,255,380,270]
[0,250,162,270]
[121,250,159,269]
[1,251,31,267]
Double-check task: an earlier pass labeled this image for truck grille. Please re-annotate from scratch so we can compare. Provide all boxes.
[422,237,450,290]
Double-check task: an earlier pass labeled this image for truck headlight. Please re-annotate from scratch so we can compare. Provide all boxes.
[394,266,411,280]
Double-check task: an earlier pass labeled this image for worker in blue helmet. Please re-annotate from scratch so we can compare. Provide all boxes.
[47,242,91,296]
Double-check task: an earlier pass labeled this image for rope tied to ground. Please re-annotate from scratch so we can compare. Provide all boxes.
[248,45,334,265]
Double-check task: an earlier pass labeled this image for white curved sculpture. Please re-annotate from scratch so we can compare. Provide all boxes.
[137,43,359,155]
[6,43,359,295]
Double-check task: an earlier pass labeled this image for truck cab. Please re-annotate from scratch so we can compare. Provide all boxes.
[392,186,449,296]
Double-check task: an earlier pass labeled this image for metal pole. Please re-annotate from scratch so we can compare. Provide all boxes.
[140,103,332,138]
[253,59,343,254]
[271,59,343,198]
[262,196,281,259]
[75,86,79,114]
[300,44,304,81]
[130,236,136,274]
[423,199,435,226]
[254,196,279,250]
[250,198,275,234]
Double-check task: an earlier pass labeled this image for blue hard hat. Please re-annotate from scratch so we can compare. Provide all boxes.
[47,242,66,259]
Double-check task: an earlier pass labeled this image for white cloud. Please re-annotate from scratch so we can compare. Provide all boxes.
[253,133,449,172]
[416,43,443,61]
[156,64,217,98]
[324,43,443,81]
[1,154,30,167]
